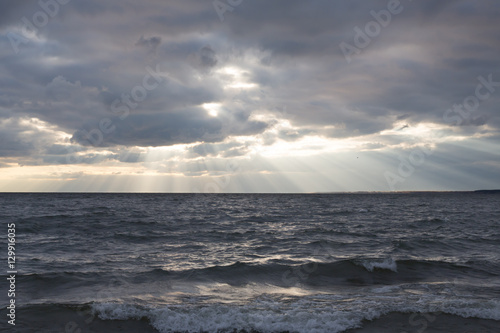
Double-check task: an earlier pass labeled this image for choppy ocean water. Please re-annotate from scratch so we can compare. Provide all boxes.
[1,192,500,332]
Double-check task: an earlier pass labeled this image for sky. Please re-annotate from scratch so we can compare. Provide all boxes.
[0,0,499,192]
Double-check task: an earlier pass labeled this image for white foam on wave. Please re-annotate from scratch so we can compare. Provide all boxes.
[371,285,401,294]
[358,258,398,272]
[91,294,500,333]
[440,299,500,320]
[92,303,147,320]
[92,300,379,333]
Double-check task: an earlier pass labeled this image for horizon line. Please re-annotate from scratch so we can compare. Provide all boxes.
[0,190,499,194]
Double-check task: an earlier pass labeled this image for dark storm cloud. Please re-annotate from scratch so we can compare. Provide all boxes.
[188,45,218,73]
[0,0,499,161]
[0,116,57,158]
[135,36,162,52]
[0,2,36,29]
[72,109,267,147]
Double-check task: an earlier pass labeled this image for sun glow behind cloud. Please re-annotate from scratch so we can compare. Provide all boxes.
[202,103,221,117]
[1,112,499,192]
[1,1,500,192]
[217,66,258,90]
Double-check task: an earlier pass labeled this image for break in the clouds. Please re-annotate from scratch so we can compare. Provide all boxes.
[0,0,499,192]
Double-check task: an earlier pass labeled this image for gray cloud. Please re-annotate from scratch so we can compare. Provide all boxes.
[188,45,218,73]
[0,0,498,189]
[136,35,162,51]
[0,116,59,158]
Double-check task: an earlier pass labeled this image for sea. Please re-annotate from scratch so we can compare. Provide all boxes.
[1,192,500,332]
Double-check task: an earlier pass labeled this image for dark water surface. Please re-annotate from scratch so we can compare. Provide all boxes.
[1,193,499,332]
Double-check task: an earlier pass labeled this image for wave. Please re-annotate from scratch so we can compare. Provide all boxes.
[176,259,495,286]
[16,271,101,284]
[356,258,398,272]
[171,259,401,287]
[412,217,447,223]
[89,296,499,333]
[11,294,500,333]
[9,258,494,293]
[91,301,366,333]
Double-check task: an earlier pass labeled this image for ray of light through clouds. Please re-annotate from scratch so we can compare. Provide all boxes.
[0,0,499,192]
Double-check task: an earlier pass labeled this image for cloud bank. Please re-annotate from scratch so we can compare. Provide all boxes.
[0,0,499,191]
